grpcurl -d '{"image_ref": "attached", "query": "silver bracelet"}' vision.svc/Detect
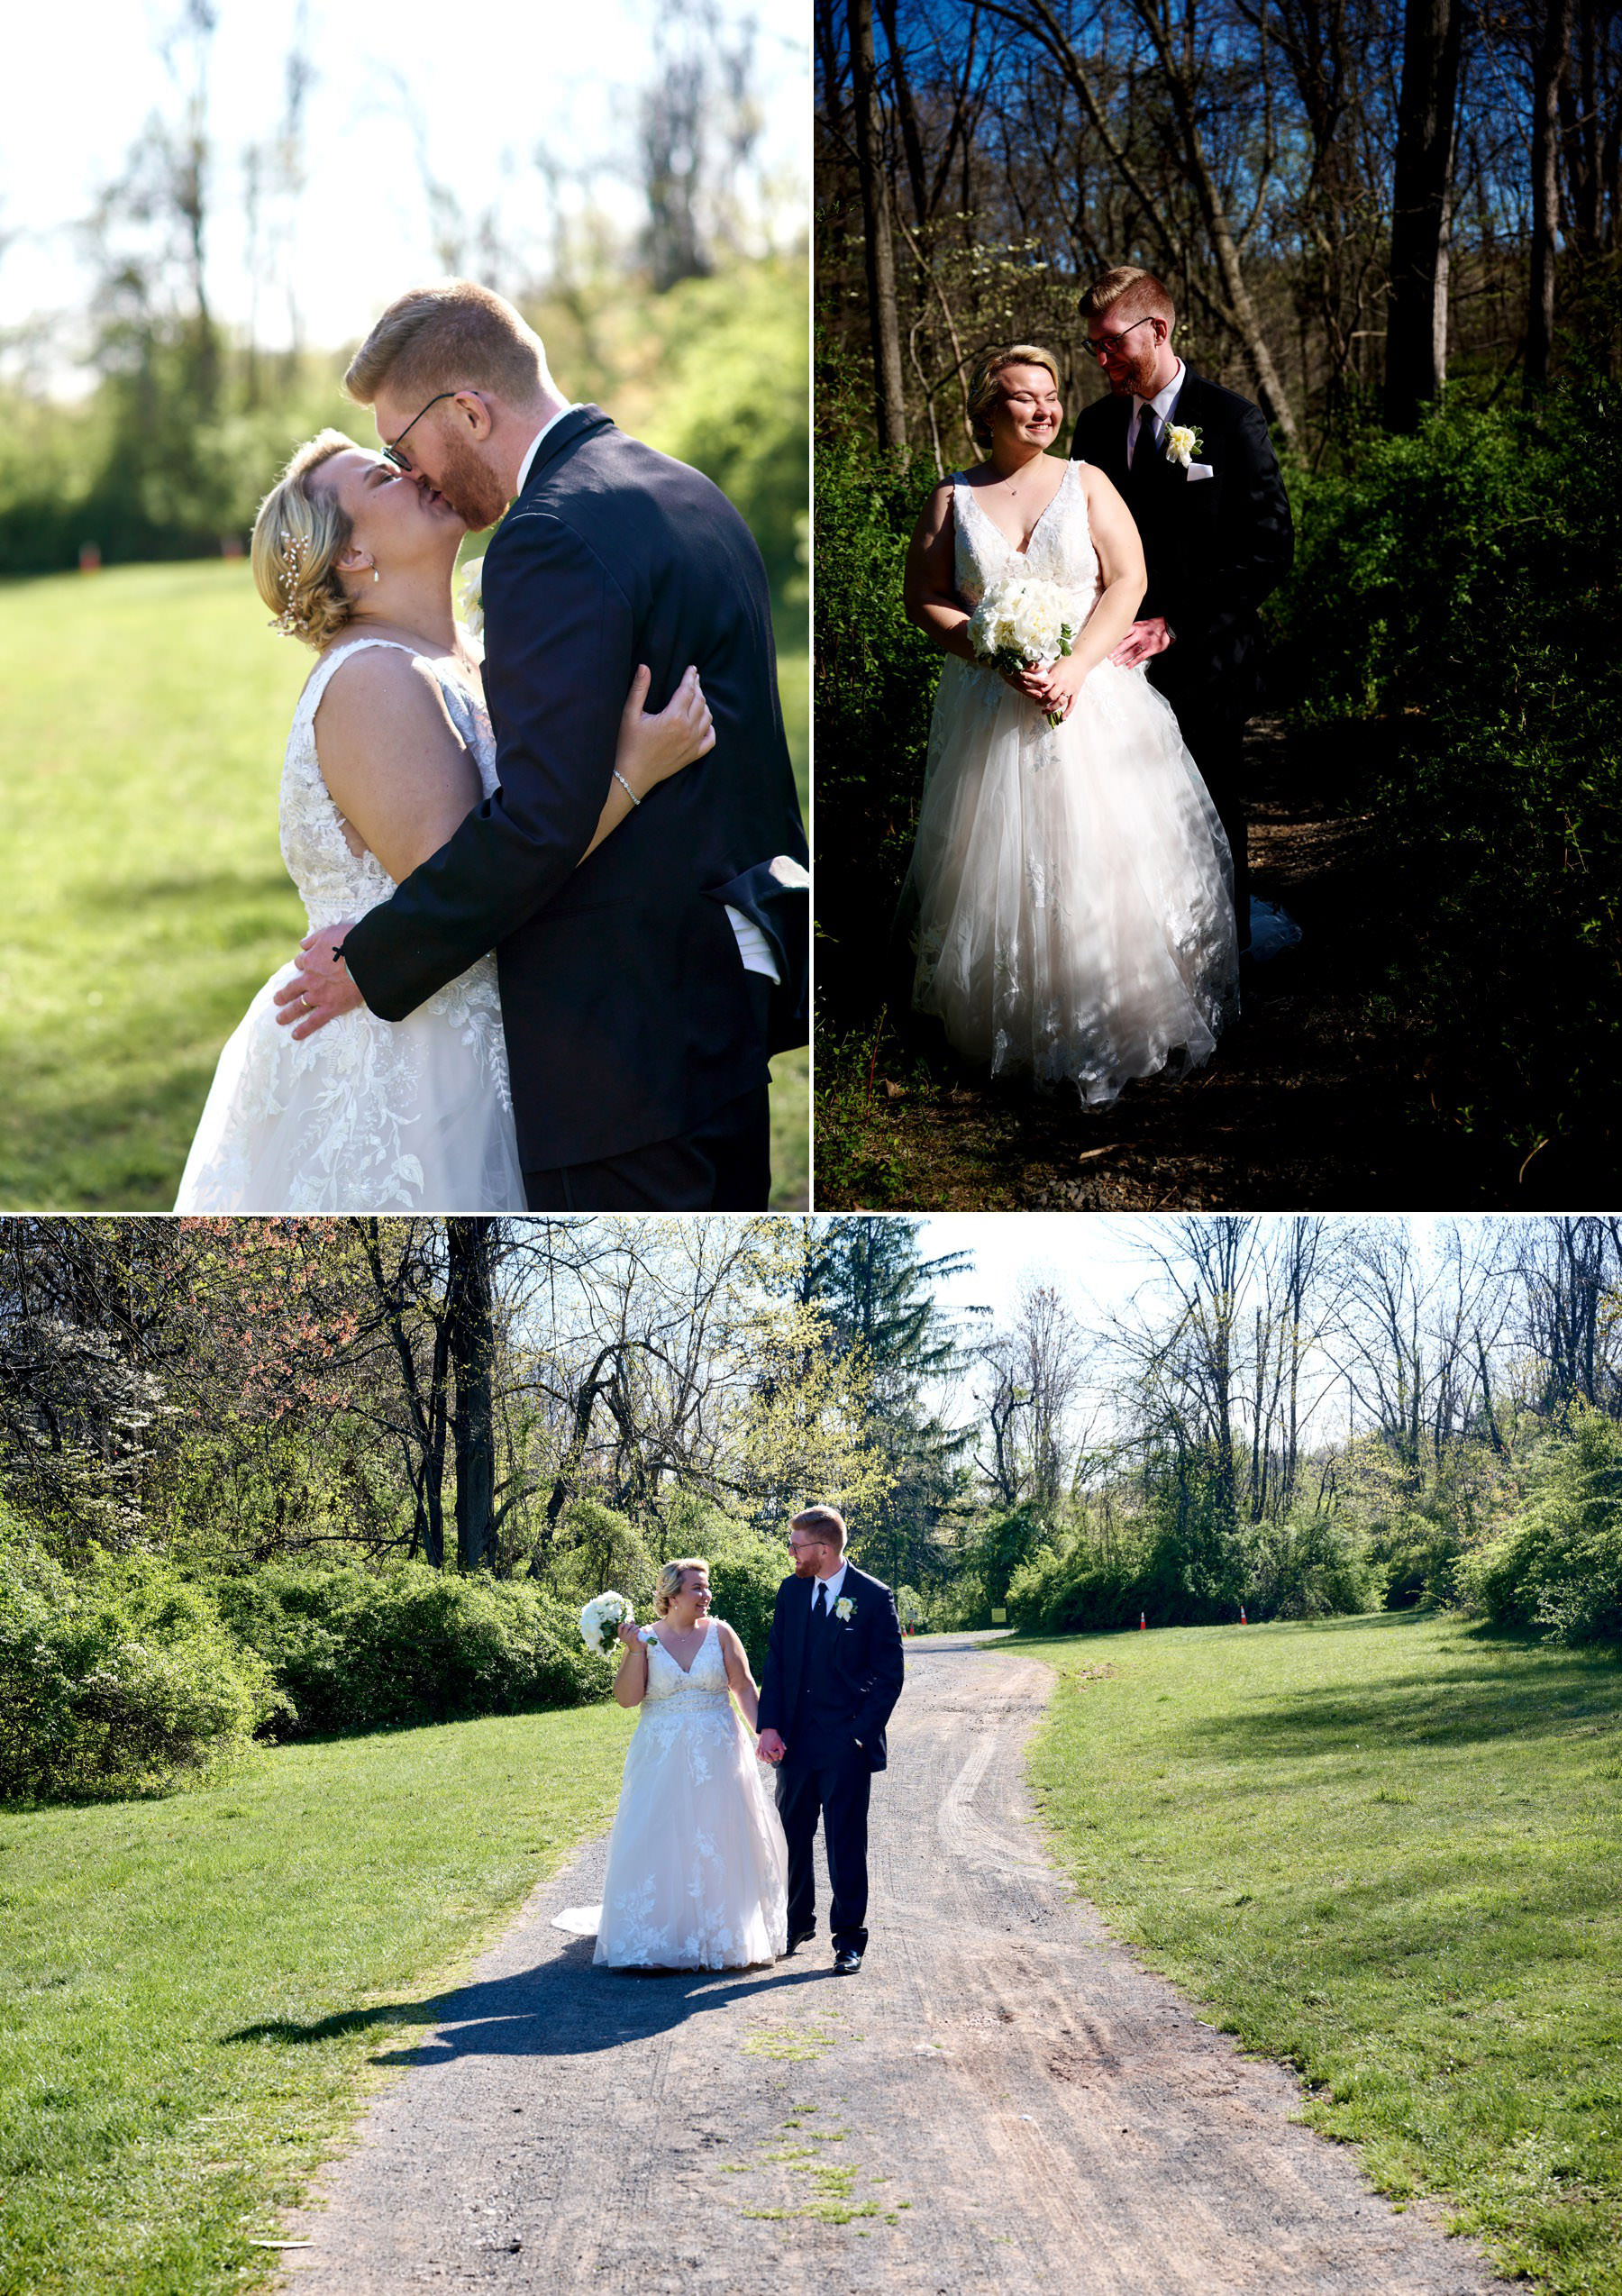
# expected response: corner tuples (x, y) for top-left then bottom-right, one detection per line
(612, 767), (642, 806)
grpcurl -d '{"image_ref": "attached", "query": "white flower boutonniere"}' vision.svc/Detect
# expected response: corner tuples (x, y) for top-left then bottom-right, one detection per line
(1163, 423), (1205, 470)
(458, 554), (486, 641)
(835, 1597), (854, 1621)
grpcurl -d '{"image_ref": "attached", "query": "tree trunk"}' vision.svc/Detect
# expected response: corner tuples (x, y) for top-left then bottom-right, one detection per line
(847, 0), (908, 447)
(1385, 0), (1464, 431)
(447, 1219), (497, 1572)
(1526, 0), (1573, 392)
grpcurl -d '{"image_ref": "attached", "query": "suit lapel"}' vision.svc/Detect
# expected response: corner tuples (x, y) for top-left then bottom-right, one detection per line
(515, 403), (614, 502)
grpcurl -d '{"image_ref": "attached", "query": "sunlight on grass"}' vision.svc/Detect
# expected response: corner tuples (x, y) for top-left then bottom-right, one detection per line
(1023, 1610), (1622, 2296)
(0, 563), (808, 1208)
(0, 1702), (633, 2296)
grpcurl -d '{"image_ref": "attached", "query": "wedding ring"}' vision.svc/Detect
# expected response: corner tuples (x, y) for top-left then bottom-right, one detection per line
(300, 992), (311, 1009)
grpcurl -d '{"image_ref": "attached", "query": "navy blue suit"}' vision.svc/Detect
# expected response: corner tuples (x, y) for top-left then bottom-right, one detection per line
(757, 1563), (905, 1954)
(338, 405), (807, 1204)
(1071, 367), (1292, 943)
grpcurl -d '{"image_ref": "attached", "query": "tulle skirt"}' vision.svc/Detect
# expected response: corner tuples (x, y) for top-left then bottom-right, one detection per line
(898, 655), (1240, 1103)
(592, 1699), (788, 1971)
(174, 957), (526, 1214)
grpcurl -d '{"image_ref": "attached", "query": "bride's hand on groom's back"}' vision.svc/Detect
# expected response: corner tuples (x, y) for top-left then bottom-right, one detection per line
(618, 663), (715, 797)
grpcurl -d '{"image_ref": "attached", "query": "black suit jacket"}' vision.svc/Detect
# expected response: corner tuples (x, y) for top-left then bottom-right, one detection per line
(1070, 366), (1292, 722)
(756, 1563), (905, 1772)
(339, 407), (808, 1171)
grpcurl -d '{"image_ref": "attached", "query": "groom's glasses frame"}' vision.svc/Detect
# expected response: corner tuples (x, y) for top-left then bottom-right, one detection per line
(382, 390), (466, 471)
(1088, 316), (1157, 360)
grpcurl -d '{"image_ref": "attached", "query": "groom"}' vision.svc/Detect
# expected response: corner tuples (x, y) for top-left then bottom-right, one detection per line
(277, 278), (807, 1210)
(755, 1506), (905, 1976)
(1069, 266), (1293, 953)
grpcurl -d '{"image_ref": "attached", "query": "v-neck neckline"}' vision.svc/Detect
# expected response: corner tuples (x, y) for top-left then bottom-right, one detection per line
(959, 459), (1071, 558)
(655, 1619), (711, 1677)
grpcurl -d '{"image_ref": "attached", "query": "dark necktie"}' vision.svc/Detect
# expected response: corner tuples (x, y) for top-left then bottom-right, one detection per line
(1134, 403), (1161, 470)
(813, 1581), (828, 1627)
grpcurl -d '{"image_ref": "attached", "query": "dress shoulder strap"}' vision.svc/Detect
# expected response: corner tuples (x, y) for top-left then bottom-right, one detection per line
(294, 636), (424, 728)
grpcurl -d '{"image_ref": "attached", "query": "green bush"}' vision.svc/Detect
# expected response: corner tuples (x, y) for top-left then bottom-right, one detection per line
(1268, 386), (1622, 1170)
(811, 379), (943, 1025)
(1006, 1485), (1373, 1635)
(642, 258), (810, 606)
(213, 1563), (604, 1737)
(1462, 1408), (1622, 1645)
(1244, 1511), (1380, 1620)
(0, 1544), (270, 1802)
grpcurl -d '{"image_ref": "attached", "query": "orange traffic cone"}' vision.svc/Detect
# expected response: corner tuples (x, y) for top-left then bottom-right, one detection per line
(1240, 1606), (1248, 1625)
(1139, 1611), (1146, 1631)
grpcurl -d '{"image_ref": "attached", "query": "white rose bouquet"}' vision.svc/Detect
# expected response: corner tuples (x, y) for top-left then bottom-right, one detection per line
(966, 575), (1085, 728)
(579, 1590), (634, 1656)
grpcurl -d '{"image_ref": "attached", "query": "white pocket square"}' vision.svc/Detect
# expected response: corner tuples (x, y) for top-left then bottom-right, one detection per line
(1187, 463), (1214, 482)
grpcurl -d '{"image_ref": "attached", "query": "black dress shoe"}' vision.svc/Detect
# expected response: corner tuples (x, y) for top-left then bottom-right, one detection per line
(787, 1927), (816, 1953)
(834, 1946), (862, 1975)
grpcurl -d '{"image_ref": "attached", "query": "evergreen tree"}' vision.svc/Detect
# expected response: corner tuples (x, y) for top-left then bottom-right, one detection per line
(808, 1216), (977, 1591)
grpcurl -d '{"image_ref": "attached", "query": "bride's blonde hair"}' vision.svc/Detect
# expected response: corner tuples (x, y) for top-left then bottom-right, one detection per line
(654, 1557), (709, 1617)
(251, 429), (363, 650)
(966, 344), (1062, 450)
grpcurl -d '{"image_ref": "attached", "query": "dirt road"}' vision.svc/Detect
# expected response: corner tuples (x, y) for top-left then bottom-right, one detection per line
(280, 1637), (1502, 2294)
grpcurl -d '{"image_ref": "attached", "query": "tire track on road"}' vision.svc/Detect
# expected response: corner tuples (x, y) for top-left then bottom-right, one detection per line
(279, 1636), (1506, 2295)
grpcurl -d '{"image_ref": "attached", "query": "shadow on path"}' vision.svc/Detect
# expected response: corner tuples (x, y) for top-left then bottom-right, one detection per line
(226, 1953), (839, 2063)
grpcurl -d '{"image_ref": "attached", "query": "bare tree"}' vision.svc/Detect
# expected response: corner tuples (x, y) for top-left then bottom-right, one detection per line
(1384, 0), (1465, 428)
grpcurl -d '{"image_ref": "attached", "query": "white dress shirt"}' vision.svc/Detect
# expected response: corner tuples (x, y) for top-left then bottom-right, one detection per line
(1127, 358), (1186, 468)
(811, 1558), (851, 1617)
(507, 402), (795, 987)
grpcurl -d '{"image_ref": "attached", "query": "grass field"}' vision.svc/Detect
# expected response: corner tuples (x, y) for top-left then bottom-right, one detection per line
(0, 1702), (635, 2296)
(0, 561), (809, 1209)
(1024, 1610), (1622, 2295)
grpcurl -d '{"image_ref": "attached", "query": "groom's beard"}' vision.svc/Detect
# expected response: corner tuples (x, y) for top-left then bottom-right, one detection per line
(433, 438), (511, 533)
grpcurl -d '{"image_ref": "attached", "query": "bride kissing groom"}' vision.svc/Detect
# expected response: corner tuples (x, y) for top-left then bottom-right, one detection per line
(177, 278), (807, 1216)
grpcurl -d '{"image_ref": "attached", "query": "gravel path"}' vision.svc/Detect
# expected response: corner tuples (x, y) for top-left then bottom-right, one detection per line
(279, 1636), (1504, 2294)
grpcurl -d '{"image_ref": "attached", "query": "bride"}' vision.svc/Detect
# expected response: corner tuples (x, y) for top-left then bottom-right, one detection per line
(898, 344), (1238, 1103)
(590, 1558), (788, 1971)
(174, 428), (712, 1214)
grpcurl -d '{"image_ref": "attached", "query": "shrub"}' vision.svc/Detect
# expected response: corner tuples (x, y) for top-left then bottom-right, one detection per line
(1462, 1408), (1622, 1645)
(1244, 1511), (1379, 1620)
(0, 1545), (270, 1803)
(213, 1563), (604, 1737)
(1268, 386), (1622, 1171)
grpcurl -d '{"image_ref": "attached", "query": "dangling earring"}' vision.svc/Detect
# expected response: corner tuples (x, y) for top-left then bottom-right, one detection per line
(371, 565), (380, 584)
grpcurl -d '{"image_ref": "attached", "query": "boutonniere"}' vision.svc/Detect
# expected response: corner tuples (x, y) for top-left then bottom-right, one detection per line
(1163, 423), (1205, 470)
(457, 554), (486, 640)
(835, 1597), (854, 1621)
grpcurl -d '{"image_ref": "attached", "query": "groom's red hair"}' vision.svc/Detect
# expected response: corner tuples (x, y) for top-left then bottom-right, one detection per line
(790, 1506), (848, 1552)
(344, 280), (548, 407)
(1078, 266), (1177, 332)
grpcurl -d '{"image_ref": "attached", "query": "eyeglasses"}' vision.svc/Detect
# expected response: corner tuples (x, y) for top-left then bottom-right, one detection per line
(381, 389), (469, 471)
(1088, 316), (1156, 360)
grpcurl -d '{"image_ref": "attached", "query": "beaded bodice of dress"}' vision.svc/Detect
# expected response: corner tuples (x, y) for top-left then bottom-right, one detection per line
(644, 1622), (731, 1711)
(637, 1622), (738, 1751)
(951, 458), (1101, 615)
(279, 636), (497, 934)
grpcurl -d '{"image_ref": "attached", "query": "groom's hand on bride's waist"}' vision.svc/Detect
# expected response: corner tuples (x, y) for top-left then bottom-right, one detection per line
(273, 921), (366, 1040)
(1110, 616), (1174, 669)
(755, 1729), (787, 1765)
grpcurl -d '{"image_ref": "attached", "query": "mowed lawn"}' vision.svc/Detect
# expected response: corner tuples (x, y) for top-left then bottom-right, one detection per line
(0, 1701), (635, 2296)
(1024, 1610), (1622, 2296)
(0, 561), (809, 1209)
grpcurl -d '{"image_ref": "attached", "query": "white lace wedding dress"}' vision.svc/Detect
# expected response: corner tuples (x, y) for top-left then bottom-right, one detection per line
(578, 1622), (788, 1971)
(899, 460), (1240, 1101)
(175, 637), (525, 1213)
